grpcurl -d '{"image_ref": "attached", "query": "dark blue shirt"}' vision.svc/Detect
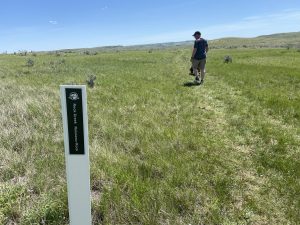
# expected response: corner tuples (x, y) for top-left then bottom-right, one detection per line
(194, 39), (208, 60)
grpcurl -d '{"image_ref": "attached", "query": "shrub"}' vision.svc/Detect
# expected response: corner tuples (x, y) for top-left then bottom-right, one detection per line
(58, 59), (66, 64)
(26, 59), (34, 67)
(224, 56), (232, 63)
(19, 51), (27, 56)
(86, 74), (96, 88)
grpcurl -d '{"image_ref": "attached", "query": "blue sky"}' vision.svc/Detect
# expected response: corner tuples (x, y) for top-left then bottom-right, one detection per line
(1, 0), (300, 52)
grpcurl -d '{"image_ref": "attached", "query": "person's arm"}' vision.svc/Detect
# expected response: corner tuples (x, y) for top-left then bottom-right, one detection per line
(191, 48), (197, 58)
(191, 41), (198, 60)
(205, 46), (209, 53)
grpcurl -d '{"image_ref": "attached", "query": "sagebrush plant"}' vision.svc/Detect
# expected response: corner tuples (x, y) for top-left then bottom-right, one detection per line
(0, 47), (299, 224)
(26, 58), (34, 67)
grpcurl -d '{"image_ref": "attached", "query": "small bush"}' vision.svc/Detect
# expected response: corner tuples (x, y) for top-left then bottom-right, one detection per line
(58, 59), (66, 64)
(26, 59), (34, 67)
(224, 56), (232, 63)
(86, 74), (96, 88)
(19, 51), (27, 56)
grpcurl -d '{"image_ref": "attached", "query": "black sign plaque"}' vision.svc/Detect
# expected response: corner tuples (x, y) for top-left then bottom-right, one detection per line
(65, 88), (85, 154)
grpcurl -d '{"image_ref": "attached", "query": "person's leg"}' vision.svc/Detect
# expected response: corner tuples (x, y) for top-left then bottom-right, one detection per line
(192, 59), (200, 82)
(189, 66), (194, 75)
(199, 59), (206, 82)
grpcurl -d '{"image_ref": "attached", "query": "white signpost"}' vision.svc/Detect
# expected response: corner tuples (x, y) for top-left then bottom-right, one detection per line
(60, 85), (92, 225)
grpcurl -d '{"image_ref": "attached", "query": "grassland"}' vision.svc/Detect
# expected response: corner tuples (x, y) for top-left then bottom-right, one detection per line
(209, 32), (300, 49)
(0, 47), (300, 224)
(51, 31), (300, 53)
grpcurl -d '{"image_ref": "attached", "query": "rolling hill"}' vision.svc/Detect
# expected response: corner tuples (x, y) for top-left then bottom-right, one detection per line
(209, 31), (300, 49)
(53, 31), (300, 53)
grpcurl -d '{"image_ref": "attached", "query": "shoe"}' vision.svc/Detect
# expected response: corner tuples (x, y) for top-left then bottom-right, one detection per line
(200, 79), (204, 85)
(194, 76), (201, 85)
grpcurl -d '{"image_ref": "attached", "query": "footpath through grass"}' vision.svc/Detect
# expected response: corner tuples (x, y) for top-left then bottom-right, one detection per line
(0, 48), (299, 224)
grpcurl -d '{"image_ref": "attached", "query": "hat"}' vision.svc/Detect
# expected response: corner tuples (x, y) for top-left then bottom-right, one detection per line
(192, 31), (201, 36)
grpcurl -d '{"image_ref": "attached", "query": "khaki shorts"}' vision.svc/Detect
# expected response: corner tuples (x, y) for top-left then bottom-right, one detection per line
(192, 58), (206, 71)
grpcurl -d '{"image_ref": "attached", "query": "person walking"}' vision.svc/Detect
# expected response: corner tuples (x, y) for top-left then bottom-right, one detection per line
(191, 31), (208, 84)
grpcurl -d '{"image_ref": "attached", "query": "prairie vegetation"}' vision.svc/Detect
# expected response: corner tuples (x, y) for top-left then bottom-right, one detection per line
(0, 45), (299, 224)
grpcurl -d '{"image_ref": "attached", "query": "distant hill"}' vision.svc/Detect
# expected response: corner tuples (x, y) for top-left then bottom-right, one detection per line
(57, 41), (193, 53)
(54, 31), (300, 53)
(209, 31), (300, 49)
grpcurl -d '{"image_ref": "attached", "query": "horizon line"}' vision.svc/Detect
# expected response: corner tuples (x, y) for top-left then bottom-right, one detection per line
(1, 30), (300, 54)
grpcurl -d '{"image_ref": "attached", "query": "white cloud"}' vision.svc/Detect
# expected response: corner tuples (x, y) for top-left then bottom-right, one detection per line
(101, 6), (108, 10)
(49, 20), (58, 25)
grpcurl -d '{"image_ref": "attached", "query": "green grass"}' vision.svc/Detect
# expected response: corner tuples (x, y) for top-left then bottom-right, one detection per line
(0, 48), (299, 224)
(209, 31), (300, 49)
